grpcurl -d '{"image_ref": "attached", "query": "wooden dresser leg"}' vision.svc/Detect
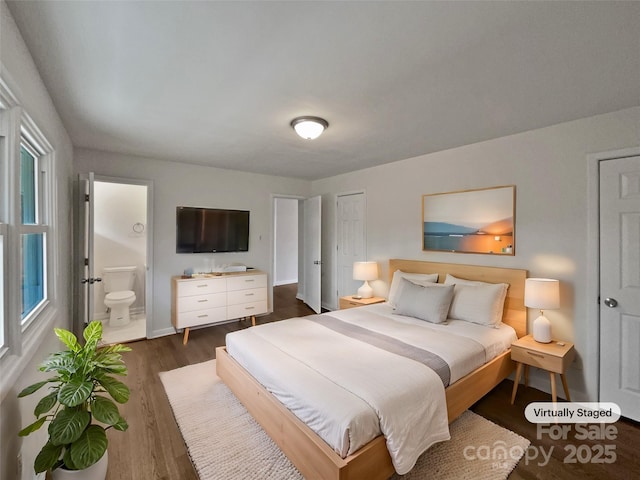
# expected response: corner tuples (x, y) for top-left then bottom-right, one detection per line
(511, 362), (523, 405)
(183, 327), (190, 345)
(251, 315), (256, 327)
(560, 373), (571, 401)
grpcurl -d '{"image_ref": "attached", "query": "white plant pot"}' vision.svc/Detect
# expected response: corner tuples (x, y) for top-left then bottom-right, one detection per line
(52, 451), (108, 480)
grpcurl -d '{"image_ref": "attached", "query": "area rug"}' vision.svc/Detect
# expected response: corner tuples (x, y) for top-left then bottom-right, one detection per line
(160, 360), (530, 480)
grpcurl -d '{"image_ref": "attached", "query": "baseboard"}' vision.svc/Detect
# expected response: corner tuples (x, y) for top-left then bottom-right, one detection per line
(273, 279), (298, 286)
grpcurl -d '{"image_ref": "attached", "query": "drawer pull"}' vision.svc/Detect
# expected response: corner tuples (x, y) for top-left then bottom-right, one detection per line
(197, 299), (208, 303)
(527, 351), (545, 358)
(245, 306), (255, 310)
(245, 293), (255, 297)
(197, 284), (208, 288)
(245, 279), (255, 282)
(197, 314), (208, 318)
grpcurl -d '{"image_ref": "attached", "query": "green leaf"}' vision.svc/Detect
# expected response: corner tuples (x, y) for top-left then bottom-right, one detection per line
(49, 408), (91, 446)
(68, 425), (107, 470)
(97, 376), (130, 404)
(111, 415), (129, 432)
(18, 379), (57, 398)
(41, 352), (76, 374)
(83, 321), (103, 343)
(91, 396), (120, 425)
(54, 328), (81, 352)
(58, 379), (93, 407)
(34, 442), (63, 474)
(18, 416), (47, 437)
(34, 391), (59, 417)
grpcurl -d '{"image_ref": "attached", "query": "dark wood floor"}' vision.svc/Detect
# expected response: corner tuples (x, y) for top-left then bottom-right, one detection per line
(107, 284), (640, 479)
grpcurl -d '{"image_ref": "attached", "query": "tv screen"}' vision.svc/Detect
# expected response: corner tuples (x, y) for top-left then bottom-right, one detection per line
(176, 207), (249, 253)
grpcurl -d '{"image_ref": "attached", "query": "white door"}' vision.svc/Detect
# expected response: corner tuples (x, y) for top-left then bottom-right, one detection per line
(76, 172), (101, 331)
(336, 193), (366, 300)
(303, 196), (321, 313)
(599, 155), (640, 421)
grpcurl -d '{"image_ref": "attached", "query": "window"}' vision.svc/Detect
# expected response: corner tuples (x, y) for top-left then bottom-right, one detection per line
(20, 141), (48, 323)
(0, 93), (56, 362)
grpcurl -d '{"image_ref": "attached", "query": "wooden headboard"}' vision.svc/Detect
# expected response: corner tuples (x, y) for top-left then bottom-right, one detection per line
(388, 259), (527, 338)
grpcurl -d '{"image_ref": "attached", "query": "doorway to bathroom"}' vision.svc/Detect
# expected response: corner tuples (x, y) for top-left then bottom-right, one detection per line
(76, 174), (153, 345)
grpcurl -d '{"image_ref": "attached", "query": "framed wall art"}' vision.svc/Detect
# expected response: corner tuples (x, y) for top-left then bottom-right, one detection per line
(422, 185), (515, 255)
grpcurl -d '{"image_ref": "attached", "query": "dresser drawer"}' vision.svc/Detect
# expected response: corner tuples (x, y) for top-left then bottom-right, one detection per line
(227, 274), (267, 291)
(178, 292), (227, 313)
(227, 287), (267, 306)
(177, 306), (227, 328)
(339, 298), (361, 309)
(511, 345), (564, 373)
(228, 300), (268, 319)
(178, 278), (226, 297)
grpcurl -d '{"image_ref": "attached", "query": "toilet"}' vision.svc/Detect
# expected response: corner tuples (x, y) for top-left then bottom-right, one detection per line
(103, 266), (137, 327)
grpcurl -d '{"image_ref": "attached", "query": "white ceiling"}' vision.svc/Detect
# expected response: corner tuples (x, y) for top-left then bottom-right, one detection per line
(6, 1), (640, 180)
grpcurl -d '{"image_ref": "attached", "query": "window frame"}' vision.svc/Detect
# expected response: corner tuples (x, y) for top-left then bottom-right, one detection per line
(0, 78), (58, 392)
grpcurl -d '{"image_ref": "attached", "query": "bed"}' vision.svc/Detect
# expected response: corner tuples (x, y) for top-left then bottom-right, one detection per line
(216, 259), (527, 479)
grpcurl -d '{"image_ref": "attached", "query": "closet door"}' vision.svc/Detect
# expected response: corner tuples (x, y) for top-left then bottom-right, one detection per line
(599, 155), (640, 421)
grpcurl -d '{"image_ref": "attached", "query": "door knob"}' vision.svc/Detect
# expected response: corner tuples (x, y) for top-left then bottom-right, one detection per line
(313, 260), (322, 265)
(604, 297), (618, 308)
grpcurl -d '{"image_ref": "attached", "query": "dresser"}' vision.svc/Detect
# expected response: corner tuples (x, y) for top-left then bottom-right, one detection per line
(171, 271), (268, 344)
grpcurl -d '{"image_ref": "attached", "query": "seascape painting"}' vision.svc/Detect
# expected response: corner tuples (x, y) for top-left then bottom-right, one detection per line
(422, 185), (515, 255)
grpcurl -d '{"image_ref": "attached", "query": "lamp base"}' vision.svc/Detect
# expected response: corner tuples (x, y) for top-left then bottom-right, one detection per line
(357, 281), (373, 299)
(533, 314), (552, 343)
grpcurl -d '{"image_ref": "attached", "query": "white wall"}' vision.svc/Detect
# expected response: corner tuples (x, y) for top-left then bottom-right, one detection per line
(274, 197), (298, 285)
(0, 3), (74, 479)
(312, 106), (640, 404)
(93, 181), (147, 318)
(74, 148), (311, 337)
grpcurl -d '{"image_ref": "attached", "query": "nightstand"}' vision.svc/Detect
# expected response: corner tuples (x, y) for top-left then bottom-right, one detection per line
(510, 334), (575, 404)
(339, 296), (385, 310)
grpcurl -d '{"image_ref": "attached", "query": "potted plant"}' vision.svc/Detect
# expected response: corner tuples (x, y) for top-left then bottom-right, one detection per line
(18, 321), (131, 479)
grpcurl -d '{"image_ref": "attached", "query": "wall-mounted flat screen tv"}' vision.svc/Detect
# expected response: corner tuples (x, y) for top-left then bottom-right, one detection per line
(176, 206), (250, 253)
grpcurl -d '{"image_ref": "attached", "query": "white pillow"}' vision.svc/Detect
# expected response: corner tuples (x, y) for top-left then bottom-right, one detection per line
(444, 274), (509, 327)
(394, 279), (454, 324)
(387, 270), (439, 307)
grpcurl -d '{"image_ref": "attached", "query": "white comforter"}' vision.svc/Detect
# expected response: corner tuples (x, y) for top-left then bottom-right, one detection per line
(226, 305), (516, 475)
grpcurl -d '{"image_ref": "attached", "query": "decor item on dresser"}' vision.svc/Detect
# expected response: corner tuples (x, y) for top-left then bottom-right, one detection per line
(18, 321), (130, 480)
(422, 185), (515, 255)
(352, 261), (378, 299)
(216, 259), (527, 479)
(171, 270), (268, 344)
(524, 278), (560, 343)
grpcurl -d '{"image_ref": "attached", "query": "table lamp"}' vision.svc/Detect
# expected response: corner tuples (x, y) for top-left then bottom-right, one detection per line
(353, 261), (378, 299)
(524, 278), (560, 343)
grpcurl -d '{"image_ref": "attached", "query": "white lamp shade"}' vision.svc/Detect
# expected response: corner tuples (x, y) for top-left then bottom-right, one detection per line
(524, 278), (560, 310)
(353, 262), (378, 281)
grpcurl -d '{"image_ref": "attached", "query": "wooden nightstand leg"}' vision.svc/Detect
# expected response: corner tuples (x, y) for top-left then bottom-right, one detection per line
(560, 374), (571, 401)
(183, 327), (190, 345)
(549, 372), (557, 403)
(511, 362), (523, 405)
(251, 315), (256, 327)
(524, 365), (529, 388)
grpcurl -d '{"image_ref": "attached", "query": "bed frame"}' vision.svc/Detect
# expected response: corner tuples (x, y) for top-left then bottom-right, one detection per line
(216, 259), (527, 480)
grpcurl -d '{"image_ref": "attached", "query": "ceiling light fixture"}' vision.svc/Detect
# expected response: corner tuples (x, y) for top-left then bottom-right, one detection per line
(290, 116), (329, 140)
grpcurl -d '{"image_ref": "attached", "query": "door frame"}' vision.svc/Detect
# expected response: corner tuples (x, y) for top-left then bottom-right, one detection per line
(586, 146), (640, 402)
(270, 194), (305, 308)
(74, 174), (154, 339)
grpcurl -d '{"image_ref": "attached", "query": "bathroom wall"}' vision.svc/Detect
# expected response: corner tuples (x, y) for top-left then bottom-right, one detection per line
(93, 181), (147, 319)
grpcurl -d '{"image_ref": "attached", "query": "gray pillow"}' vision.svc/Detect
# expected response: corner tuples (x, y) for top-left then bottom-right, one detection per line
(394, 278), (454, 324)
